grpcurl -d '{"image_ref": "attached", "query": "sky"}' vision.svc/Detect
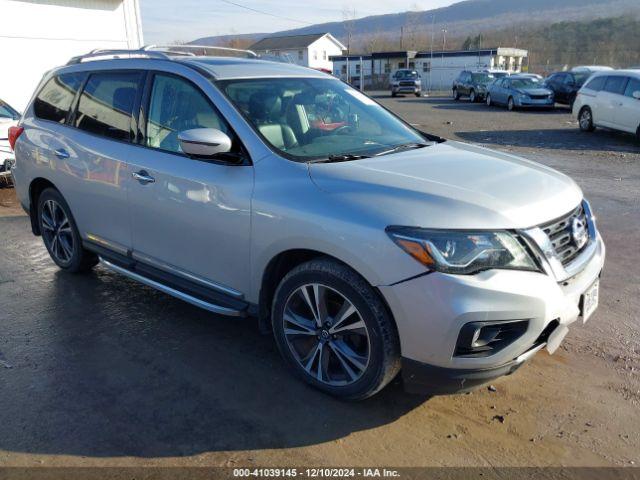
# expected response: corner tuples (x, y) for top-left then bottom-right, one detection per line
(141, 0), (457, 44)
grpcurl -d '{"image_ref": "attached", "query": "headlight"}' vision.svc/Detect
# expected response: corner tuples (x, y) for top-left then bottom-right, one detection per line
(386, 227), (539, 275)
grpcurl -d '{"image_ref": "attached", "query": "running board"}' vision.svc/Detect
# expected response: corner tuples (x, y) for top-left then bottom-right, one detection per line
(100, 258), (246, 317)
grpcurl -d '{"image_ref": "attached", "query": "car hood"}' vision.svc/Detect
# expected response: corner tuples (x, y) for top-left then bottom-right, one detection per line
(308, 141), (582, 229)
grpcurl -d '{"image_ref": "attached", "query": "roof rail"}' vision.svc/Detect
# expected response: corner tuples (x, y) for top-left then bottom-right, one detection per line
(145, 44), (258, 58)
(67, 48), (175, 65)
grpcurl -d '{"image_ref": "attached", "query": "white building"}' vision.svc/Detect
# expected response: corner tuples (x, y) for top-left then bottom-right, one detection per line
(250, 33), (346, 72)
(331, 47), (528, 90)
(0, 0), (143, 111)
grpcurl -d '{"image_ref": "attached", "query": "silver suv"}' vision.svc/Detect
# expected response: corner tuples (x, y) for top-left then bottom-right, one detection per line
(10, 48), (605, 399)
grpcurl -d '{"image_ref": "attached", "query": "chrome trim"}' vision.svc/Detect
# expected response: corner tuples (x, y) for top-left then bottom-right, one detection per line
(84, 234), (129, 256)
(520, 200), (599, 283)
(131, 252), (244, 299)
(100, 258), (245, 317)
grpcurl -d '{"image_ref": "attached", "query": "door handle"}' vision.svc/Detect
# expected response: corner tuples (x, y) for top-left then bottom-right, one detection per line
(54, 148), (70, 159)
(132, 170), (155, 185)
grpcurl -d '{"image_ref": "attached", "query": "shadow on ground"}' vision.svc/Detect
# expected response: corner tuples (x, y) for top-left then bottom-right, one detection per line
(455, 128), (639, 153)
(0, 217), (428, 458)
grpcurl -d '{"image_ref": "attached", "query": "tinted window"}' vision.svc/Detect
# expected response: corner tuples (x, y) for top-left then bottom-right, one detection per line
(624, 78), (640, 98)
(584, 76), (606, 91)
(74, 71), (142, 142)
(471, 73), (494, 83)
(563, 74), (575, 85)
(603, 76), (629, 95)
(33, 73), (85, 123)
(572, 72), (591, 86)
(146, 74), (230, 154)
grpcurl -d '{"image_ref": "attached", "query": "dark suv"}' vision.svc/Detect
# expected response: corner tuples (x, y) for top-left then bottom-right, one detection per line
(452, 71), (495, 102)
(544, 71), (592, 107)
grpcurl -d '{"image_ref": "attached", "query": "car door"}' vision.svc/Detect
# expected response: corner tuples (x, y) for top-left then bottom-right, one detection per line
(128, 71), (253, 295)
(614, 77), (640, 133)
(498, 78), (510, 104)
(598, 76), (629, 128)
(545, 74), (561, 101)
(59, 70), (145, 254)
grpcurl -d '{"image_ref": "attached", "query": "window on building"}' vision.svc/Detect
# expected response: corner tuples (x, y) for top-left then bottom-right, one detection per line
(341, 65), (347, 74)
(34, 72), (85, 124)
(74, 71), (143, 142)
(409, 62), (415, 69)
(384, 63), (391, 74)
(313, 51), (318, 60)
(398, 62), (405, 69)
(323, 51), (327, 60)
(145, 74), (231, 154)
(355, 64), (361, 74)
(298, 50), (303, 60)
(422, 62), (431, 73)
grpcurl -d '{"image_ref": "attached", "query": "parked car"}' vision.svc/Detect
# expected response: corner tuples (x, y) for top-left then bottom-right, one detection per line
(571, 66), (613, 73)
(452, 70), (496, 102)
(0, 98), (20, 181)
(390, 69), (422, 97)
(573, 69), (640, 140)
(544, 71), (593, 107)
(10, 49), (605, 399)
(486, 75), (555, 110)
(483, 69), (510, 79)
(518, 73), (544, 81)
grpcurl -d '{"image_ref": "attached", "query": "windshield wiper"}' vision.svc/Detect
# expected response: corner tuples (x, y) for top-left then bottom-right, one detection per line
(314, 153), (372, 163)
(373, 142), (430, 157)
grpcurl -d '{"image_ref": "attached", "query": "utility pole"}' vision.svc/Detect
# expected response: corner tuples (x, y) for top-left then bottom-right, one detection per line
(400, 26), (404, 50)
(441, 28), (447, 91)
(429, 14), (435, 93)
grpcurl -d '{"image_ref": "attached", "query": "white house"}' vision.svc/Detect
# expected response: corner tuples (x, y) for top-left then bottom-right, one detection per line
(250, 33), (346, 72)
(331, 47), (528, 90)
(0, 0), (143, 111)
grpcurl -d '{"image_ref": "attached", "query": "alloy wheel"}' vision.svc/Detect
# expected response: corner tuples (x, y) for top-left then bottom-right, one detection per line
(282, 283), (371, 386)
(580, 109), (592, 131)
(41, 199), (74, 264)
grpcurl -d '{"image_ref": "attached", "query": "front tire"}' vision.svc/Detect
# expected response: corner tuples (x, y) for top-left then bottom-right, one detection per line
(486, 93), (492, 106)
(579, 107), (595, 132)
(272, 258), (401, 400)
(453, 88), (460, 100)
(469, 89), (476, 103)
(37, 188), (98, 273)
(507, 96), (515, 111)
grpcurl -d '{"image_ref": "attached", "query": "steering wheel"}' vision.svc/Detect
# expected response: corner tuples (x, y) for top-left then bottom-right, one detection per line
(333, 125), (356, 135)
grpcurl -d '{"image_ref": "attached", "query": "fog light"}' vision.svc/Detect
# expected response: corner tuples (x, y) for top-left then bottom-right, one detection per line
(454, 320), (529, 358)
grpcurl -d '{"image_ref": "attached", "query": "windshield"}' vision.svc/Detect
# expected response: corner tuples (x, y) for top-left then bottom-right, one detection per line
(471, 73), (495, 84)
(395, 70), (420, 79)
(573, 72), (591, 86)
(217, 77), (428, 161)
(0, 100), (20, 120)
(510, 78), (541, 89)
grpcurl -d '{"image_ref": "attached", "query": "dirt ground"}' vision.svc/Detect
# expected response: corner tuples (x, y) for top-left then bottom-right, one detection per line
(0, 95), (638, 470)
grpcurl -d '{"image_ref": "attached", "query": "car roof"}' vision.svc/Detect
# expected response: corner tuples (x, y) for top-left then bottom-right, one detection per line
(54, 55), (331, 80)
(588, 69), (640, 78)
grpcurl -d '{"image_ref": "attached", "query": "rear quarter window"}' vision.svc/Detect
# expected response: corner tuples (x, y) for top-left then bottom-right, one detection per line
(33, 72), (85, 123)
(584, 76), (606, 91)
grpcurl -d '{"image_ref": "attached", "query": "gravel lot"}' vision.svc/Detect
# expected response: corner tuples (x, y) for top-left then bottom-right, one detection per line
(0, 94), (639, 469)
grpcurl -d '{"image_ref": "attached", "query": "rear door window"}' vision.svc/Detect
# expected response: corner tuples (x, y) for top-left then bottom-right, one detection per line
(33, 72), (85, 123)
(623, 78), (640, 98)
(603, 76), (629, 95)
(74, 71), (143, 142)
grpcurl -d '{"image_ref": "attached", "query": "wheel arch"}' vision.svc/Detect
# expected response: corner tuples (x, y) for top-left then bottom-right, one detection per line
(256, 248), (396, 336)
(28, 177), (58, 236)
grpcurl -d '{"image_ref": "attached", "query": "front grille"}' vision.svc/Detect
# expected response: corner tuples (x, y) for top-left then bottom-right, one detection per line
(530, 94), (550, 100)
(399, 81), (415, 86)
(541, 205), (589, 265)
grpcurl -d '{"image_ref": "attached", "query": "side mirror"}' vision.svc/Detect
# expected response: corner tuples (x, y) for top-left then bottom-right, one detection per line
(633, 91), (640, 100)
(178, 128), (232, 158)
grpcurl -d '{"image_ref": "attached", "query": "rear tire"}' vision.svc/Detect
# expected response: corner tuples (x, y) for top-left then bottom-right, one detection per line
(415, 92), (421, 97)
(507, 96), (515, 111)
(469, 89), (476, 103)
(37, 188), (98, 273)
(272, 258), (401, 400)
(486, 94), (492, 106)
(578, 107), (595, 132)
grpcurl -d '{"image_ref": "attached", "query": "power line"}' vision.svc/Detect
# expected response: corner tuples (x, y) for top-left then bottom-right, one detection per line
(219, 0), (314, 26)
